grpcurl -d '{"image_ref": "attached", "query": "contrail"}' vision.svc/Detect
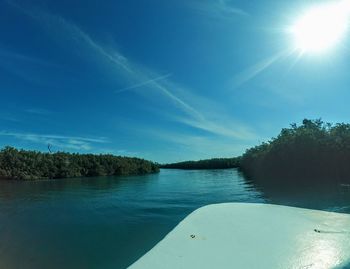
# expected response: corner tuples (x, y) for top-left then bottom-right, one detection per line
(115, 73), (172, 93)
(6, 2), (204, 122)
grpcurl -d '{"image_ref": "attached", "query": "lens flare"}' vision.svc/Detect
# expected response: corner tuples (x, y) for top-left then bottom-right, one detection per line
(290, 1), (350, 54)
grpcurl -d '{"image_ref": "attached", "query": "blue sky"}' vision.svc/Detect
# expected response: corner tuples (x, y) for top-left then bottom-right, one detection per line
(1, 0), (350, 162)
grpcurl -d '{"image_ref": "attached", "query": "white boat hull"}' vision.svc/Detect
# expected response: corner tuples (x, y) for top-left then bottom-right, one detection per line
(129, 203), (350, 269)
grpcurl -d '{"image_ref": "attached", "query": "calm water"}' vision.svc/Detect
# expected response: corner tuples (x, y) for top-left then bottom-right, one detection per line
(0, 169), (349, 269)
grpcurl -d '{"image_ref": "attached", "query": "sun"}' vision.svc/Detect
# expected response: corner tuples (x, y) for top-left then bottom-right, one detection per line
(290, 1), (350, 54)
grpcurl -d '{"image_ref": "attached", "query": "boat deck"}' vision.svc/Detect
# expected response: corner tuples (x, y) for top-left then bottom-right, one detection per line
(129, 203), (350, 269)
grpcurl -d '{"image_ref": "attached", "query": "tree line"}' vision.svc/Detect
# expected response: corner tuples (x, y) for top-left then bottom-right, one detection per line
(4, 119), (350, 183)
(240, 119), (350, 184)
(163, 119), (350, 184)
(0, 147), (159, 180)
(161, 157), (240, 170)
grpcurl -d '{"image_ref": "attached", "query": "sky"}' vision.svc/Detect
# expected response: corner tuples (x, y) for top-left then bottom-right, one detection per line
(1, 0), (350, 163)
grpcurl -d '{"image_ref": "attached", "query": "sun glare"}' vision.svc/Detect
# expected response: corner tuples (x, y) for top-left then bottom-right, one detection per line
(290, 1), (350, 54)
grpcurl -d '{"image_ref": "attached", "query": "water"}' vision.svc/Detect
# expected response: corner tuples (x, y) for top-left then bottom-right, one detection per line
(0, 169), (349, 269)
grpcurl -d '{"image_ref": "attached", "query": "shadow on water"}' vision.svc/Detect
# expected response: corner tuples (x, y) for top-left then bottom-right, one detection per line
(241, 172), (350, 214)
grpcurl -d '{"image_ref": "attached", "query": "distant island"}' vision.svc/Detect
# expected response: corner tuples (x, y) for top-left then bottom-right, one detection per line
(0, 147), (159, 180)
(161, 158), (240, 170)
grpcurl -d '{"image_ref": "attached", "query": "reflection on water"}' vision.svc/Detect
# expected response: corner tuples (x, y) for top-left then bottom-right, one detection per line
(0, 169), (262, 269)
(246, 177), (350, 214)
(0, 168), (349, 268)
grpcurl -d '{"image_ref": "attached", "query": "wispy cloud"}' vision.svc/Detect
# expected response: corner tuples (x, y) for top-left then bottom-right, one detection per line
(8, 4), (204, 121)
(24, 108), (52, 115)
(0, 42), (65, 87)
(143, 128), (254, 161)
(0, 47), (56, 85)
(0, 46), (57, 67)
(115, 73), (172, 93)
(0, 114), (20, 123)
(6, 1), (257, 144)
(175, 116), (256, 140)
(188, 0), (248, 19)
(0, 131), (108, 151)
(5, 4), (211, 125)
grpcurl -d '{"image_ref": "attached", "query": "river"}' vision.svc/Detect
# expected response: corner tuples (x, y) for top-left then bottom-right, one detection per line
(0, 169), (349, 268)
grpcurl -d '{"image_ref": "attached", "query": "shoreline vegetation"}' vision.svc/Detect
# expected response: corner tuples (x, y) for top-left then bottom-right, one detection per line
(240, 119), (350, 184)
(0, 147), (159, 180)
(164, 119), (350, 184)
(2, 119), (350, 184)
(161, 158), (240, 170)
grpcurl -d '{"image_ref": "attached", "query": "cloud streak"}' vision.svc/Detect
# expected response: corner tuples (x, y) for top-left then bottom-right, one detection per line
(5, 4), (210, 125)
(0, 46), (56, 67)
(34, 9), (203, 120)
(0, 114), (20, 123)
(175, 116), (256, 140)
(141, 127), (255, 162)
(0, 131), (108, 151)
(24, 108), (52, 115)
(188, 0), (248, 19)
(115, 73), (172, 93)
(6, 1), (257, 143)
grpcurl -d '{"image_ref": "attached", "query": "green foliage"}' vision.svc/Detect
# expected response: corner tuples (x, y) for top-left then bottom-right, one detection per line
(240, 119), (350, 184)
(161, 157), (240, 170)
(0, 147), (159, 180)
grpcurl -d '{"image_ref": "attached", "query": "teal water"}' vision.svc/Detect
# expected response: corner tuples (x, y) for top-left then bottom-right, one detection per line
(0, 169), (349, 269)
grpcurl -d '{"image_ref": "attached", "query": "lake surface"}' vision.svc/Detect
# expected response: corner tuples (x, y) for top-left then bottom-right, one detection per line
(0, 169), (349, 269)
